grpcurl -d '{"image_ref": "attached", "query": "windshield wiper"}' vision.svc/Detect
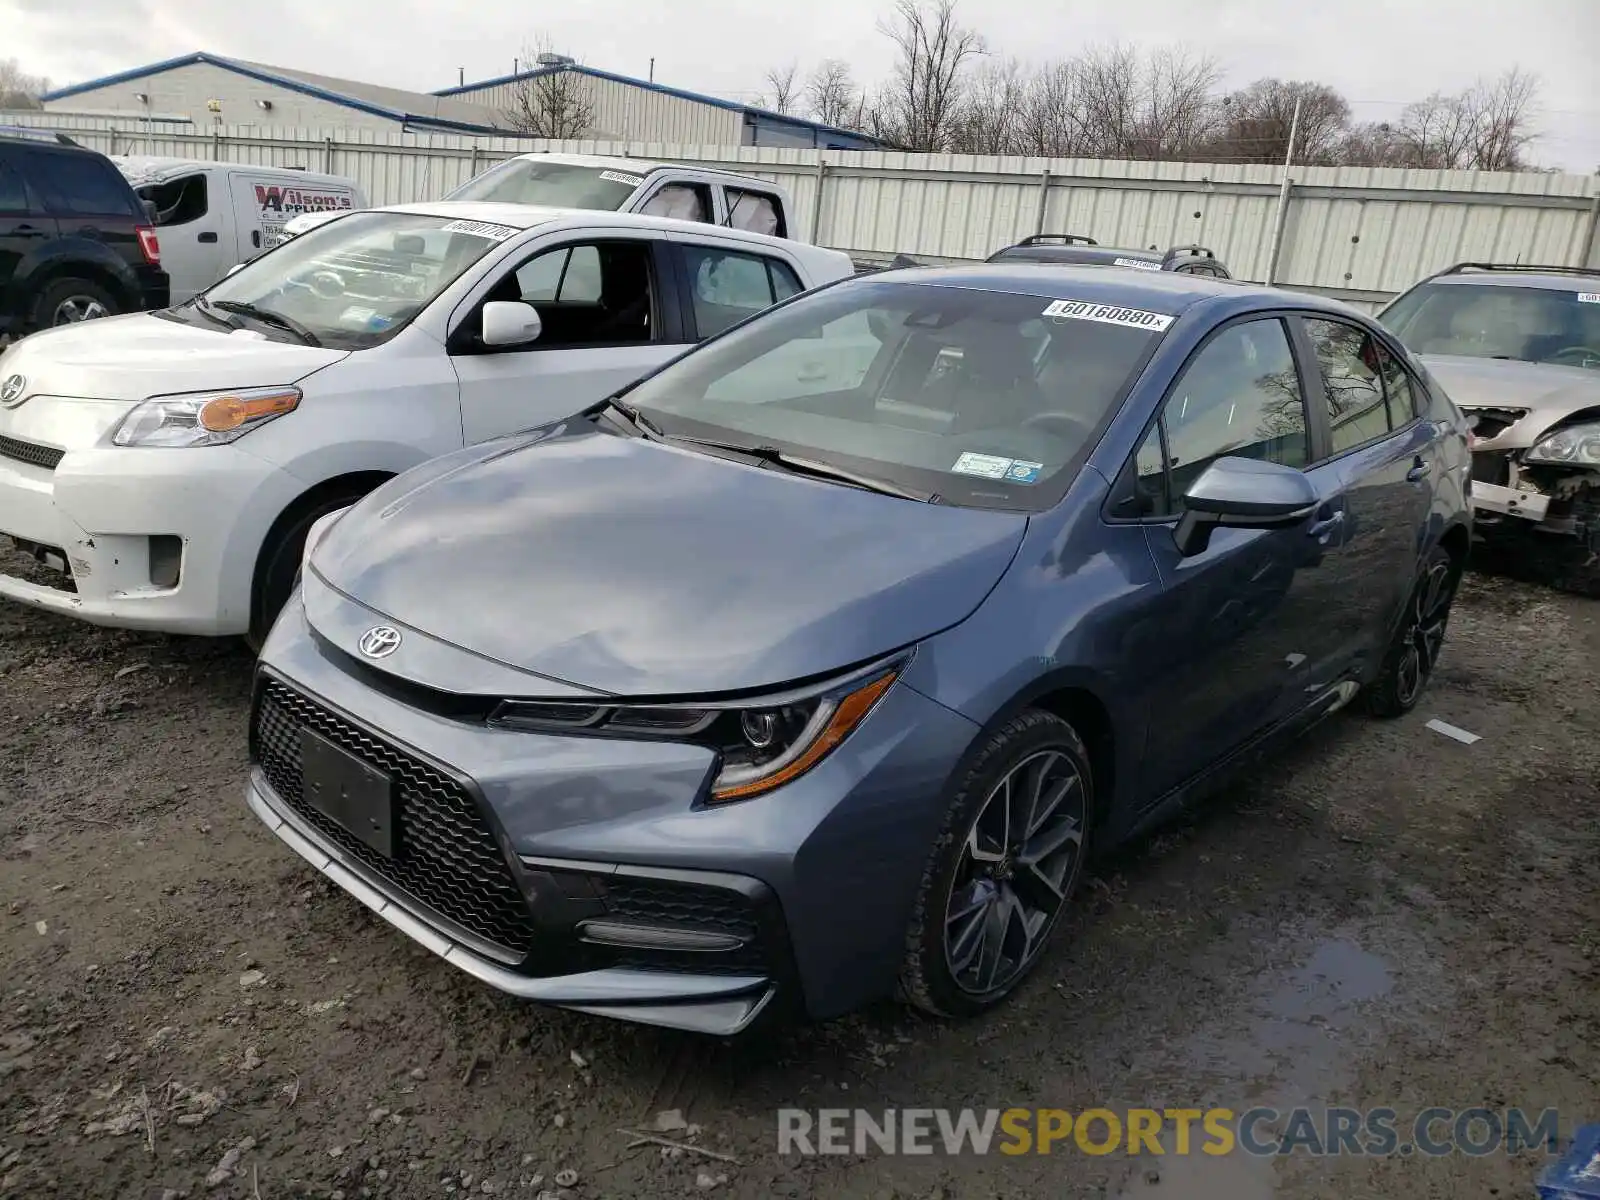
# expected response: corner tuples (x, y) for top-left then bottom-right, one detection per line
(191, 295), (241, 331)
(210, 300), (322, 347)
(665, 435), (933, 502)
(597, 396), (666, 440)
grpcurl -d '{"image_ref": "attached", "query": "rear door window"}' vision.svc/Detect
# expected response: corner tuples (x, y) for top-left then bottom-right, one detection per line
(31, 151), (140, 217)
(1303, 318), (1407, 456)
(638, 183), (712, 224)
(0, 156), (28, 213)
(682, 244), (803, 338)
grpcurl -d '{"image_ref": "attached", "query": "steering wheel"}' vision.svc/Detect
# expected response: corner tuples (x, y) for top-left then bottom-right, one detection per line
(293, 269), (346, 301)
(1022, 411), (1096, 441)
(1548, 345), (1600, 368)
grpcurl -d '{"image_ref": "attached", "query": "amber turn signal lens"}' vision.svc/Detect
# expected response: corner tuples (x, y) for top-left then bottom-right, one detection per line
(710, 670), (897, 802)
(199, 391), (299, 432)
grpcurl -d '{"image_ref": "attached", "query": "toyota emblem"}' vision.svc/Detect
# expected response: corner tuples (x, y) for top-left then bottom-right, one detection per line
(358, 626), (402, 658)
(0, 375), (25, 406)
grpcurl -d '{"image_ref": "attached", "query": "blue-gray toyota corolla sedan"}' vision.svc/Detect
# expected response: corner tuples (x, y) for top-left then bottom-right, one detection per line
(246, 265), (1472, 1035)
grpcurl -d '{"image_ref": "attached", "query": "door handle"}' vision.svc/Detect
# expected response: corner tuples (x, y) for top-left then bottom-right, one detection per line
(1307, 511), (1345, 543)
(198, 231), (218, 243)
(251, 230), (262, 248)
(1406, 457), (1429, 483)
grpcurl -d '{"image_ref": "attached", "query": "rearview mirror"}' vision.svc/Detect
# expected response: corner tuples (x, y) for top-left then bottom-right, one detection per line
(1173, 456), (1318, 557)
(481, 300), (542, 348)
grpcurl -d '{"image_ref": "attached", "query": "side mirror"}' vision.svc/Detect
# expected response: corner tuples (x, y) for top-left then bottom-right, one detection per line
(141, 199), (160, 224)
(480, 300), (542, 348)
(1173, 456), (1319, 557)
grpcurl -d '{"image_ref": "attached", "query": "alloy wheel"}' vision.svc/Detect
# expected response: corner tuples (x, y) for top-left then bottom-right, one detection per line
(53, 296), (109, 325)
(1395, 559), (1454, 706)
(943, 749), (1086, 996)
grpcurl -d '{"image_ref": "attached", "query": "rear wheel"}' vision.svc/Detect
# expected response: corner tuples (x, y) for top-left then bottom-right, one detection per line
(246, 493), (368, 652)
(33, 277), (121, 329)
(1364, 543), (1460, 718)
(899, 710), (1093, 1018)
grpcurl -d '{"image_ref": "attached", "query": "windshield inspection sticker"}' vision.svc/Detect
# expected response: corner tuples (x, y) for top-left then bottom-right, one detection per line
(1579, 293), (1600, 304)
(600, 170), (646, 187)
(1042, 298), (1174, 332)
(1113, 256), (1163, 271)
(439, 218), (520, 242)
(951, 452), (1044, 483)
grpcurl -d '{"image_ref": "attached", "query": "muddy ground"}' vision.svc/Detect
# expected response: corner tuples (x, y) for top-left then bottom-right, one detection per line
(0, 558), (1595, 1200)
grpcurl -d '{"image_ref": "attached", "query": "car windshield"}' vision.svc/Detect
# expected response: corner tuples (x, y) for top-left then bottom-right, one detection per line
(191, 211), (512, 349)
(1381, 282), (1600, 371)
(623, 280), (1166, 510)
(446, 160), (641, 209)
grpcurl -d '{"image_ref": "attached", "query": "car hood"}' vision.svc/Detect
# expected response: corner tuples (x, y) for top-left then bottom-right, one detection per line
(1421, 355), (1600, 449)
(0, 312), (348, 403)
(309, 424), (1030, 697)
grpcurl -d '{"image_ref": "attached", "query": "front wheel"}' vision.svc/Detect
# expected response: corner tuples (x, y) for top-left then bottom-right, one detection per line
(33, 277), (121, 329)
(246, 494), (366, 652)
(899, 709), (1093, 1018)
(1363, 543), (1460, 718)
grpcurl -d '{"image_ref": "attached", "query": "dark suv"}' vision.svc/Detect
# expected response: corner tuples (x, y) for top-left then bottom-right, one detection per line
(0, 127), (169, 337)
(987, 234), (1232, 278)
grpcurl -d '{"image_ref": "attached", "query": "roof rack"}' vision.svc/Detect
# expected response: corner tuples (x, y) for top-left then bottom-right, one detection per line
(1019, 233), (1097, 247)
(0, 124), (80, 146)
(1163, 244), (1216, 262)
(1440, 262), (1600, 278)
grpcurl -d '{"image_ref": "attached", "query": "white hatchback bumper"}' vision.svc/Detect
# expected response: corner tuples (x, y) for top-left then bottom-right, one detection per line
(1471, 480), (1550, 523)
(0, 443), (303, 636)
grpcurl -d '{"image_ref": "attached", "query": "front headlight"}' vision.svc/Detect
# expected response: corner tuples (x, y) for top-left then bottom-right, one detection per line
(111, 385), (301, 447)
(489, 659), (903, 803)
(1526, 421), (1600, 466)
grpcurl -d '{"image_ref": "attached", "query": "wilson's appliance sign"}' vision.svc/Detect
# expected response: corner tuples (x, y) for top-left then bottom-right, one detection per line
(254, 184), (353, 242)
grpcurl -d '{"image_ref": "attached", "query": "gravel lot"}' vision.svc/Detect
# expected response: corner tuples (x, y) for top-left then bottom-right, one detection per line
(1, 554), (1595, 1200)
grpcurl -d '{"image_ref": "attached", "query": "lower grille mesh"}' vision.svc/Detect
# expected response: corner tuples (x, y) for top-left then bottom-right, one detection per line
(0, 435), (64, 471)
(253, 679), (535, 957)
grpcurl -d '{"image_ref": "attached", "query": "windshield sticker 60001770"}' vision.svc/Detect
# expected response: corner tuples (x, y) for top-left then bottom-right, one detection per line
(1042, 299), (1173, 332)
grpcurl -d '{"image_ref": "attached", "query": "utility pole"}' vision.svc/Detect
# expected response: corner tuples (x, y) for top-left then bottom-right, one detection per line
(1265, 92), (1303, 286)
(649, 57), (655, 83)
(458, 67), (465, 87)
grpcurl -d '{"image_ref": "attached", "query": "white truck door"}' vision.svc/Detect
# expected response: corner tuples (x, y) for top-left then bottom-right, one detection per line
(448, 233), (693, 445)
(135, 170), (227, 303)
(226, 172), (272, 263)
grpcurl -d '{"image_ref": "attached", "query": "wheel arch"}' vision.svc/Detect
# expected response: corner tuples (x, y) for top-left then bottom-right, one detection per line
(250, 469), (395, 626)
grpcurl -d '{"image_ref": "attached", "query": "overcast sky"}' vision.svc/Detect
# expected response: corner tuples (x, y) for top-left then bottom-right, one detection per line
(7, 0), (1599, 170)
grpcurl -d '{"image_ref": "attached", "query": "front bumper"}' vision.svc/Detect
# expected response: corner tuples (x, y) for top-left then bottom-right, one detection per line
(0, 441), (298, 635)
(246, 596), (980, 1026)
(246, 769), (778, 1035)
(1470, 479), (1550, 522)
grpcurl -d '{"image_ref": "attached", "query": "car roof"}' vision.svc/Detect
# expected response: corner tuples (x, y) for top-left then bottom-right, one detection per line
(993, 244), (1164, 265)
(1419, 268), (1600, 293)
(368, 200), (838, 259)
(112, 155), (352, 186)
(498, 151), (772, 185)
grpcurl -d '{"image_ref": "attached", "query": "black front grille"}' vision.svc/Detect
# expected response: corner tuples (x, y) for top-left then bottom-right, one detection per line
(253, 678), (537, 958)
(0, 435), (64, 471)
(598, 876), (768, 973)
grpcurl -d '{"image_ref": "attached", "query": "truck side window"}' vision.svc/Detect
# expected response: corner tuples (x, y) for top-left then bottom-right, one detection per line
(725, 189), (784, 238)
(138, 174), (209, 225)
(639, 183), (711, 224)
(0, 159), (26, 213)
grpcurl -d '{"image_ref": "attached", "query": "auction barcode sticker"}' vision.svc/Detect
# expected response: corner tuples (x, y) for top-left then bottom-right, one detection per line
(440, 219), (520, 241)
(600, 170), (646, 187)
(1578, 293), (1600, 304)
(1113, 257), (1163, 271)
(1042, 298), (1174, 331)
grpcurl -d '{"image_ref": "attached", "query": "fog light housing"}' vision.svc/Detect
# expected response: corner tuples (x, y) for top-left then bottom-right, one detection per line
(148, 535), (182, 588)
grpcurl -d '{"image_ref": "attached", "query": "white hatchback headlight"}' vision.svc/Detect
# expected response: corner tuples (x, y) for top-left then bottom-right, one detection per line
(112, 386), (301, 448)
(1526, 421), (1600, 466)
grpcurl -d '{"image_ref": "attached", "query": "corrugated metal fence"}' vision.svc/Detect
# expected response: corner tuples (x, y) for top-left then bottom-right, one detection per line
(11, 111), (1600, 310)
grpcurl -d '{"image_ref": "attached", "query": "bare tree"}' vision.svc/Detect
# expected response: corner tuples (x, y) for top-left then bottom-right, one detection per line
(1129, 47), (1222, 159)
(1388, 69), (1541, 170)
(0, 58), (49, 109)
(507, 41), (597, 138)
(763, 63), (800, 115)
(950, 58), (1026, 154)
(1071, 44), (1140, 158)
(805, 60), (860, 128)
(1209, 79), (1352, 164)
(873, 0), (986, 150)
(1014, 60), (1083, 157)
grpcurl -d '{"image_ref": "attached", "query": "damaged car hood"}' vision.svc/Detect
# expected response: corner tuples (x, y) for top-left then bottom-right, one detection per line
(1422, 355), (1600, 450)
(309, 424), (1030, 697)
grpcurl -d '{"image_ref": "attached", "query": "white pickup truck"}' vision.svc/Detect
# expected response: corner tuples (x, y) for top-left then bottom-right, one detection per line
(276, 153), (801, 246)
(0, 202), (852, 643)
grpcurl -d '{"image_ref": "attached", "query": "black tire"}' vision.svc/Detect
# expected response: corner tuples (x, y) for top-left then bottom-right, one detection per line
(246, 495), (364, 651)
(1364, 543), (1461, 718)
(31, 277), (122, 330)
(898, 709), (1094, 1018)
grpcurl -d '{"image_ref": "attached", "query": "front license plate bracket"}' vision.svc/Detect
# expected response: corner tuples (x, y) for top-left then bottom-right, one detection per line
(299, 728), (397, 858)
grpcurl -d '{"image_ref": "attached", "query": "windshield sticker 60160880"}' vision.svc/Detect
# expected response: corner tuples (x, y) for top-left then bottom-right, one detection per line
(1042, 299), (1173, 332)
